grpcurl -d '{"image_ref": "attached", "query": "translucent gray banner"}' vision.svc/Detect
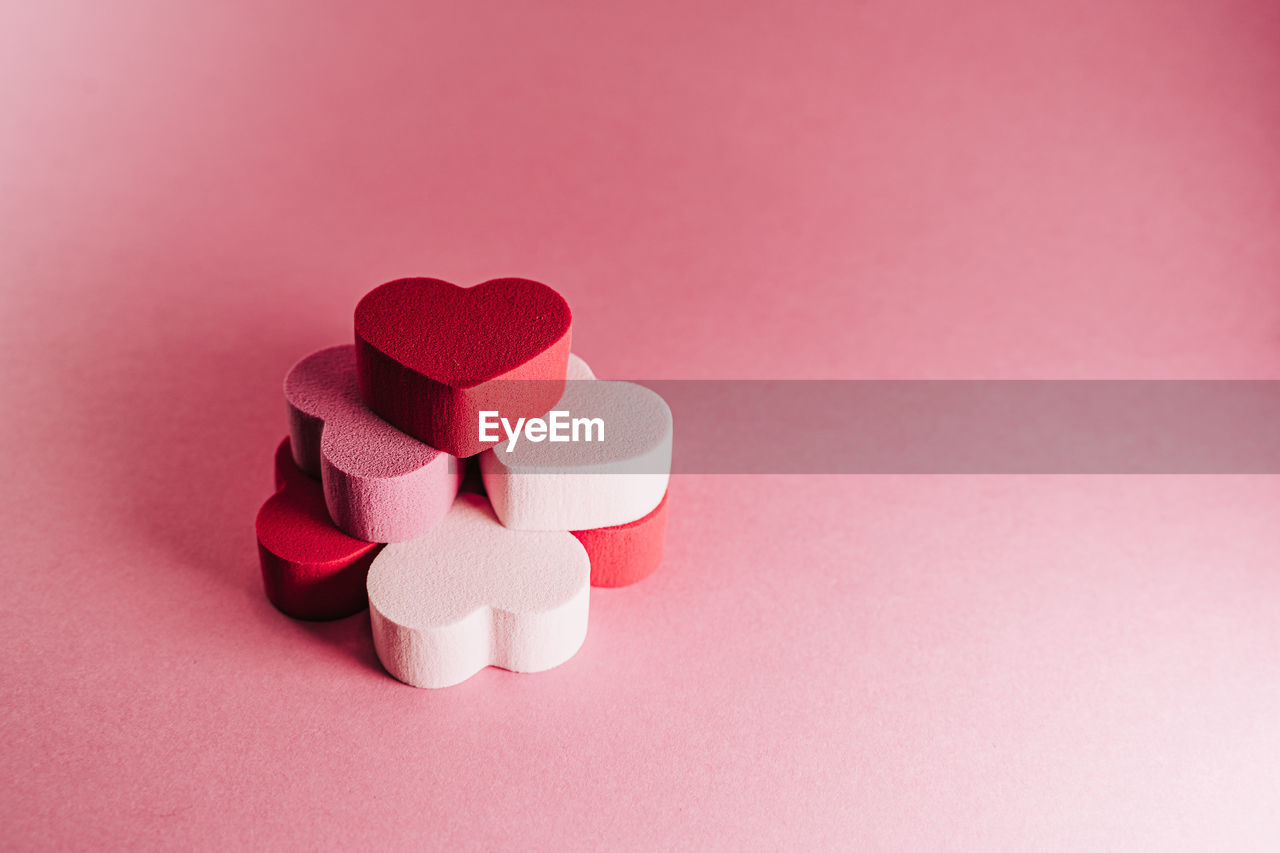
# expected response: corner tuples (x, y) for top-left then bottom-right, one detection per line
(634, 380), (1280, 474)
(464, 380), (1280, 473)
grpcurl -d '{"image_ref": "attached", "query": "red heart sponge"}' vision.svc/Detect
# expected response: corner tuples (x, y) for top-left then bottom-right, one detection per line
(572, 490), (669, 588)
(255, 438), (382, 620)
(355, 277), (572, 458)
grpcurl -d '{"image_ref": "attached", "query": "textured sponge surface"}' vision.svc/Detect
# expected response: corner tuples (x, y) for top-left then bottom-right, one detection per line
(367, 493), (590, 688)
(354, 277), (573, 457)
(574, 490), (669, 588)
(255, 438), (382, 621)
(355, 277), (572, 384)
(285, 345), (460, 542)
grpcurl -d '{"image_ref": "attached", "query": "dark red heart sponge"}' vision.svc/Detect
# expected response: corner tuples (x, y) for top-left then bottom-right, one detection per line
(354, 277), (572, 458)
(255, 438), (382, 621)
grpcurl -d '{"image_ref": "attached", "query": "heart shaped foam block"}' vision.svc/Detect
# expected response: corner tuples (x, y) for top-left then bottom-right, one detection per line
(367, 493), (590, 688)
(355, 277), (572, 458)
(285, 344), (461, 542)
(483, 354), (670, 586)
(478, 360), (672, 530)
(256, 438), (382, 621)
(573, 490), (669, 588)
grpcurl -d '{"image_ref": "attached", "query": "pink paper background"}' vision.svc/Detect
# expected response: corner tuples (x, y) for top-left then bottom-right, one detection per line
(3, 1), (1279, 848)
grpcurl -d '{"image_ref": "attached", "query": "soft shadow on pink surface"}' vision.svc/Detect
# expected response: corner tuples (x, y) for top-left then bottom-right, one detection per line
(27, 246), (390, 677)
(4, 0), (1280, 850)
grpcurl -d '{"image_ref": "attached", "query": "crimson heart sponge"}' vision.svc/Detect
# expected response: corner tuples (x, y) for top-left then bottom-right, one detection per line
(256, 438), (382, 621)
(355, 277), (572, 458)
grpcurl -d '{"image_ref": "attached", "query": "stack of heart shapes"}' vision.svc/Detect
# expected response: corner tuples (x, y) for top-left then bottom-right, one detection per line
(255, 278), (674, 688)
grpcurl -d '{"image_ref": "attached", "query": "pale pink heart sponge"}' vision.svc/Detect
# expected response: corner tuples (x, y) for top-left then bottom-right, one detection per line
(285, 345), (462, 543)
(478, 360), (673, 531)
(367, 493), (591, 689)
(256, 438), (382, 621)
(354, 277), (572, 458)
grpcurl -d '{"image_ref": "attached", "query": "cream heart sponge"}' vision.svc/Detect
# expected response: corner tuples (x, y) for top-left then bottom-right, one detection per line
(367, 493), (591, 688)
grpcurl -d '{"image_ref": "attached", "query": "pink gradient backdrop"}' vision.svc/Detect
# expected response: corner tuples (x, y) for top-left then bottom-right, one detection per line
(3, 1), (1279, 848)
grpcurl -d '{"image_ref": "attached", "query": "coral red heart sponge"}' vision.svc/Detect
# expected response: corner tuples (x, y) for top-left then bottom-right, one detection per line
(355, 277), (572, 458)
(573, 490), (669, 588)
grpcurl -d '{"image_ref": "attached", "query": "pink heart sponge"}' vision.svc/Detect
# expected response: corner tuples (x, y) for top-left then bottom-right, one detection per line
(256, 438), (382, 621)
(354, 277), (573, 458)
(286, 345), (462, 543)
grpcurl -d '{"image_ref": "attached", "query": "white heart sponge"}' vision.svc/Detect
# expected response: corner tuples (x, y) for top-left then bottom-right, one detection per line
(366, 493), (591, 688)
(479, 357), (672, 531)
(563, 352), (597, 381)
